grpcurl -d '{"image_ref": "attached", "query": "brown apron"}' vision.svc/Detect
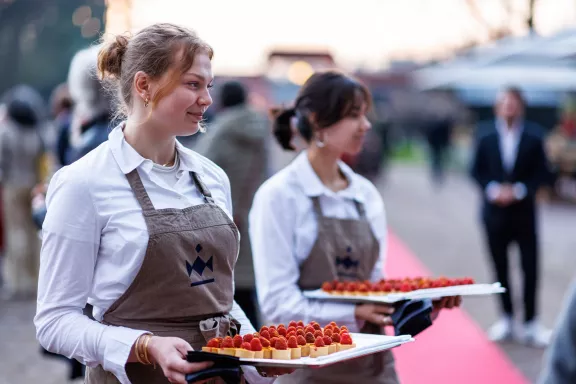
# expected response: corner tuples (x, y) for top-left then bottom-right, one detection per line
(277, 196), (399, 384)
(85, 169), (241, 384)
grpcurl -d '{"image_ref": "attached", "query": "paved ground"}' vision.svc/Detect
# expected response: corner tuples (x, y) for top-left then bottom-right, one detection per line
(1, 156), (574, 384)
(378, 163), (576, 383)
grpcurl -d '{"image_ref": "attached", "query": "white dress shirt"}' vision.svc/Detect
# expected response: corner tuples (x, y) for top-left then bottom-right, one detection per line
(486, 119), (527, 201)
(249, 151), (386, 333)
(34, 125), (256, 384)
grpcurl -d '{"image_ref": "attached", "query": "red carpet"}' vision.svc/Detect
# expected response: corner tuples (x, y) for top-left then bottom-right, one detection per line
(385, 231), (529, 384)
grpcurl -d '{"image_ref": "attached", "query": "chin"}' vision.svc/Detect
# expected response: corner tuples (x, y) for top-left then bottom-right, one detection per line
(175, 123), (201, 137)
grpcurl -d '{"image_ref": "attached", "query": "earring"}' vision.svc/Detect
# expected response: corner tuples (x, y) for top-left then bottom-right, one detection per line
(144, 96), (149, 108)
(315, 134), (325, 148)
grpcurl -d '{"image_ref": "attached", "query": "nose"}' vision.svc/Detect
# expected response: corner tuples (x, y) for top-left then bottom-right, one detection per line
(361, 115), (371, 131)
(198, 88), (213, 108)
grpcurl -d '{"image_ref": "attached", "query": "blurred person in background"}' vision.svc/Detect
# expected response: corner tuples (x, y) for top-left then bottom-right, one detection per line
(194, 81), (270, 328)
(538, 279), (576, 384)
(424, 116), (452, 187)
(0, 84), (47, 300)
(470, 86), (550, 346)
(66, 45), (113, 164)
(50, 83), (74, 168)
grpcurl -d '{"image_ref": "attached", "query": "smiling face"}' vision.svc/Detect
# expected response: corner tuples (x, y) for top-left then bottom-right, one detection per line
(320, 99), (371, 156)
(145, 50), (214, 137)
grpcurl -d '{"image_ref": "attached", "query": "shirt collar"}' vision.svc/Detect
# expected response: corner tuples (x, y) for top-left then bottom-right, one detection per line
(290, 151), (365, 202)
(496, 118), (523, 136)
(109, 123), (204, 176)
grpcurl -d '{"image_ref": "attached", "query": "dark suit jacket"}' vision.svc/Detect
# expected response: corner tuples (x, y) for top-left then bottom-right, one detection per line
(470, 120), (549, 226)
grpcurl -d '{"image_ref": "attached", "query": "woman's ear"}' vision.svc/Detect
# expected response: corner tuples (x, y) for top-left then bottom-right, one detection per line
(133, 71), (150, 100)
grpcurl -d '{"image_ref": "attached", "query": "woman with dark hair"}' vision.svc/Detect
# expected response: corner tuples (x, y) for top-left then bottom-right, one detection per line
(249, 70), (460, 383)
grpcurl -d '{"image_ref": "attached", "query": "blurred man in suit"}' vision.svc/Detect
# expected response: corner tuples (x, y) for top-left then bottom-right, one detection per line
(470, 86), (550, 347)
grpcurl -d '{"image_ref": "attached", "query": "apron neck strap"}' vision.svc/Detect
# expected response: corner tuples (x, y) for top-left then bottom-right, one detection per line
(353, 200), (367, 220)
(310, 196), (367, 220)
(126, 169), (156, 212)
(191, 172), (215, 204)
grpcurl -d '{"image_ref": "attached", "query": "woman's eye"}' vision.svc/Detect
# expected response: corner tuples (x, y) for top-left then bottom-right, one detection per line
(207, 83), (214, 89)
(187, 82), (199, 88)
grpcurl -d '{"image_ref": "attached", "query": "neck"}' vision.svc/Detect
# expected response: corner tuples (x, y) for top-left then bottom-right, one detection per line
(123, 118), (176, 166)
(503, 117), (519, 130)
(307, 147), (345, 189)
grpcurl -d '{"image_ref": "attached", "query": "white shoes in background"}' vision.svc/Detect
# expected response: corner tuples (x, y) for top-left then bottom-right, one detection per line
(487, 316), (552, 348)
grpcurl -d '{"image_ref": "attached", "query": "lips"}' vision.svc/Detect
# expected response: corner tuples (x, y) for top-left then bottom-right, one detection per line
(187, 112), (203, 120)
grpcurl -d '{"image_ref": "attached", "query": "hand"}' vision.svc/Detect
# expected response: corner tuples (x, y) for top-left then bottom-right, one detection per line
(431, 296), (462, 321)
(355, 303), (395, 326)
(495, 184), (515, 206)
(147, 336), (213, 384)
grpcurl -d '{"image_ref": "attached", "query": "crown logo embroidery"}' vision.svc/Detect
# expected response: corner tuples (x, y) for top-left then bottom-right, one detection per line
(186, 244), (215, 287)
(335, 246), (359, 279)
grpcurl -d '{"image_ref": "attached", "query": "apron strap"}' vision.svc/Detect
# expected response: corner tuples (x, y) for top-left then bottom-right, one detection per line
(191, 172), (215, 204)
(311, 196), (367, 220)
(353, 200), (368, 220)
(310, 196), (324, 218)
(125, 169), (156, 212)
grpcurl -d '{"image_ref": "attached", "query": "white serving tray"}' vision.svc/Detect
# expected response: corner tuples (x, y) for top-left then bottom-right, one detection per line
(239, 333), (414, 368)
(303, 283), (506, 304)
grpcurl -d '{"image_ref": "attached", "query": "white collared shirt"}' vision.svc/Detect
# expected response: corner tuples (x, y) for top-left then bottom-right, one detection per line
(485, 119), (527, 201)
(497, 119), (522, 173)
(249, 151), (386, 332)
(34, 125), (255, 384)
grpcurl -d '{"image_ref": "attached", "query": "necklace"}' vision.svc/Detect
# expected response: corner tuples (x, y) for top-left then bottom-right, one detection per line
(162, 151), (178, 167)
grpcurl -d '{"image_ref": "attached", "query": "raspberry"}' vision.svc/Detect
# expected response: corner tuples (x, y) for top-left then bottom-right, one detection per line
(331, 333), (341, 343)
(260, 330), (271, 340)
(314, 330), (324, 338)
(287, 336), (298, 349)
(305, 326), (315, 334)
(329, 321), (337, 327)
(259, 337), (270, 348)
(259, 326), (269, 334)
(296, 329), (305, 336)
(206, 338), (221, 348)
(322, 281), (334, 292)
(243, 334), (254, 343)
(324, 329), (333, 337)
(323, 336), (332, 345)
(340, 333), (353, 345)
(221, 336), (234, 348)
(278, 324), (286, 329)
(314, 336), (325, 347)
(233, 335), (243, 348)
(278, 327), (287, 337)
(287, 326), (297, 334)
(286, 331), (296, 339)
(289, 321), (297, 328)
(297, 320), (305, 327)
(297, 335), (307, 346)
(241, 342), (252, 351)
(275, 338), (288, 350)
(312, 323), (321, 331)
(305, 332), (315, 344)
(250, 338), (263, 352)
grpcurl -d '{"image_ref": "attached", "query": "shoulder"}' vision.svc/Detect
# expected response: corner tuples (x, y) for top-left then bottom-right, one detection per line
(184, 147), (230, 187)
(345, 164), (384, 210)
(254, 164), (300, 205)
